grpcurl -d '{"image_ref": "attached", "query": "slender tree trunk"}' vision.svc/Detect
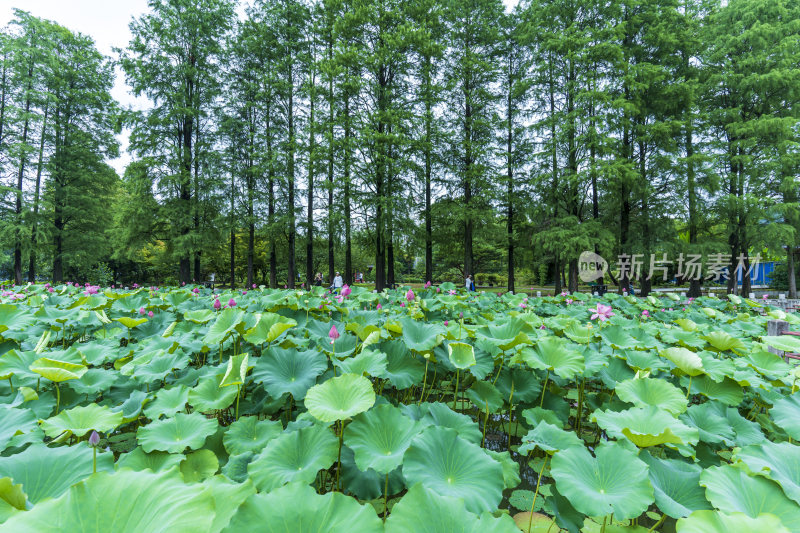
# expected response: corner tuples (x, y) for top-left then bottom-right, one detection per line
(374, 65), (387, 292)
(386, 133), (395, 287)
(267, 105), (277, 288)
(307, 74), (315, 289)
(549, 57), (561, 296)
(506, 50), (514, 294)
(686, 117), (701, 297)
(28, 102), (48, 282)
(639, 139), (652, 297)
(788, 246), (797, 299)
(230, 170), (235, 289)
(14, 64), (33, 286)
(287, 79), (296, 289)
(424, 55), (433, 284)
(193, 119), (201, 282)
(247, 109), (255, 288)
(344, 94), (352, 287)
(327, 34), (335, 286)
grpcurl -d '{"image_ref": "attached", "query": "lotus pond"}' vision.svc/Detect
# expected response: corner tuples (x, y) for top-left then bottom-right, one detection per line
(1, 283), (800, 532)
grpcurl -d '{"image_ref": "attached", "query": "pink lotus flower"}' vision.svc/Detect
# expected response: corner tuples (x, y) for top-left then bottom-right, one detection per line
(406, 289), (415, 302)
(133, 283), (139, 288)
(88, 430), (100, 447)
(284, 284), (287, 289)
(661, 308), (666, 312)
(763, 294), (768, 300)
(566, 299), (573, 305)
(47, 288), (54, 293)
(561, 291), (568, 297)
(436, 287), (441, 293)
(400, 302), (406, 307)
(444, 320), (449, 326)
(425, 281), (431, 288)
(319, 304), (324, 309)
(329, 325), (340, 342)
(376, 303), (382, 310)
(213, 299), (221, 310)
(242, 290), (248, 295)
(589, 303), (614, 322)
(138, 307), (145, 315)
(459, 312), (464, 319)
(147, 311), (154, 318)
(641, 310), (649, 317)
(336, 296), (344, 304)
(181, 282), (185, 286)
(540, 325), (546, 329)
(193, 288), (199, 294)
(682, 307), (686, 311)
(519, 303), (527, 309)
(341, 285), (351, 297)
(228, 298), (236, 307)
(252, 284), (257, 289)
(449, 289), (456, 295)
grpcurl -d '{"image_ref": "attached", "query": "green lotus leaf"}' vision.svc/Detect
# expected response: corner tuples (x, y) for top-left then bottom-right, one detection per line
(305, 373), (376, 423)
(518, 421), (583, 455)
(333, 348), (387, 378)
(592, 406), (699, 448)
(680, 402), (735, 445)
(521, 406), (563, 428)
(495, 368), (541, 403)
(0, 444), (114, 503)
(29, 357), (88, 383)
(381, 340), (425, 388)
(639, 451), (711, 518)
(676, 510), (789, 533)
(447, 342), (476, 369)
(344, 403), (422, 475)
(40, 403), (123, 439)
(403, 426), (504, 514)
(219, 353), (250, 387)
(486, 449), (521, 490)
(660, 347), (704, 376)
(338, 445), (404, 500)
(0, 468), (216, 533)
(131, 350), (190, 383)
(243, 313), (296, 345)
(143, 385), (189, 419)
(522, 336), (585, 379)
(251, 347), (327, 400)
(203, 307), (245, 346)
(69, 368), (119, 396)
(615, 377), (688, 414)
(696, 352), (736, 382)
(599, 325), (640, 350)
(465, 380), (503, 413)
(401, 317), (446, 352)
(701, 331), (745, 352)
(700, 464), (800, 529)
(180, 449), (219, 483)
(742, 350), (789, 377)
(0, 350), (40, 383)
(183, 309), (215, 324)
(188, 375), (238, 412)
(222, 416), (283, 455)
(136, 412), (218, 453)
(115, 447), (184, 473)
(762, 335), (800, 353)
(734, 441), (800, 505)
(474, 318), (531, 351)
(771, 392), (800, 440)
(222, 482), (383, 533)
(0, 406), (37, 452)
(401, 402), (483, 444)
(685, 375), (743, 406)
(0, 476), (27, 514)
(550, 440), (654, 519)
(0, 305), (34, 335)
(116, 316), (148, 329)
(247, 424), (338, 492)
(385, 483), (519, 533)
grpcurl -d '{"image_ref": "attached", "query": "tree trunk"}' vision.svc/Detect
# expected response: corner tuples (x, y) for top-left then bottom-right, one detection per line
(788, 247), (797, 299)
(193, 119), (201, 282)
(327, 34), (335, 287)
(344, 93), (352, 287)
(14, 64), (33, 286)
(424, 55), (433, 285)
(506, 50), (514, 294)
(306, 73), (315, 289)
(28, 102), (48, 282)
(287, 80), (296, 289)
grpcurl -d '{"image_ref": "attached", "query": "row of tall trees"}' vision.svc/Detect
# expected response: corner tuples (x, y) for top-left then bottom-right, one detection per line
(0, 9), (119, 284)
(2, 0), (799, 296)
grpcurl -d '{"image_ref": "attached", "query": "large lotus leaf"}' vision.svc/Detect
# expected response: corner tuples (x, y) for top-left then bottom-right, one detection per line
(0, 406), (37, 452)
(385, 483), (519, 533)
(550, 440), (654, 519)
(40, 403), (123, 438)
(243, 313), (296, 345)
(334, 348), (387, 378)
(0, 476), (26, 517)
(660, 347), (704, 376)
(722, 406), (765, 446)
(684, 375), (743, 406)
(144, 385), (189, 419)
(403, 426), (504, 514)
(518, 421), (583, 455)
(401, 402), (483, 444)
(639, 451), (711, 518)
(188, 375), (238, 412)
(247, 424), (338, 492)
(114, 389), (151, 422)
(447, 342), (476, 369)
(116, 316), (149, 329)
(762, 335), (800, 353)
(522, 336), (584, 379)
(136, 412), (218, 453)
(676, 510), (790, 533)
(701, 331), (745, 352)
(132, 350), (190, 383)
(222, 416), (283, 455)
(251, 347), (327, 400)
(770, 392), (800, 440)
(696, 352), (736, 382)
(222, 481), (383, 533)
(400, 317), (446, 352)
(203, 308), (245, 346)
(115, 447), (184, 473)
(183, 309), (215, 324)
(615, 377), (688, 414)
(592, 406), (699, 448)
(465, 380), (503, 413)
(69, 368), (119, 396)
(380, 339), (424, 389)
(0, 444), (114, 503)
(0, 305), (34, 335)
(680, 402), (735, 445)
(495, 368), (541, 404)
(742, 350), (789, 377)
(0, 350), (39, 383)
(29, 357), (87, 383)
(700, 464), (800, 529)
(305, 373), (375, 423)
(623, 349), (671, 373)
(344, 404), (422, 475)
(599, 325), (640, 349)
(180, 449), (219, 483)
(474, 319), (531, 351)
(521, 406), (563, 428)
(0, 468), (216, 533)
(734, 441), (800, 505)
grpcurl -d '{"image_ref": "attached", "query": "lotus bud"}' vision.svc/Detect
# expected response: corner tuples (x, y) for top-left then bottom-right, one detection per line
(228, 298), (236, 307)
(341, 285), (351, 297)
(138, 307), (145, 315)
(376, 303), (382, 310)
(213, 299), (221, 310)
(329, 325), (340, 341)
(89, 430), (100, 447)
(147, 311), (154, 318)
(406, 289), (415, 302)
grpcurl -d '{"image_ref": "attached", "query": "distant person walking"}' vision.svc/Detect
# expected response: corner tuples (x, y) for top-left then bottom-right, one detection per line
(314, 273), (323, 287)
(332, 271), (344, 293)
(466, 274), (475, 292)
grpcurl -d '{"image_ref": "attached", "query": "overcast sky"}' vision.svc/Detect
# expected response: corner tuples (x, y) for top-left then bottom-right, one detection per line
(1, 0), (517, 176)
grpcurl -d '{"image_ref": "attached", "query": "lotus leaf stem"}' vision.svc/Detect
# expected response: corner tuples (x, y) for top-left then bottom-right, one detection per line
(335, 420), (344, 491)
(685, 375), (692, 398)
(419, 359), (429, 405)
(92, 446), (97, 474)
(507, 381), (515, 446)
(383, 473), (389, 522)
(481, 404), (490, 447)
(647, 513), (665, 532)
(235, 384), (241, 420)
(55, 382), (60, 415)
(601, 515), (607, 533)
(540, 370), (549, 408)
(453, 370), (460, 410)
(492, 357), (504, 386)
(527, 454), (549, 533)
